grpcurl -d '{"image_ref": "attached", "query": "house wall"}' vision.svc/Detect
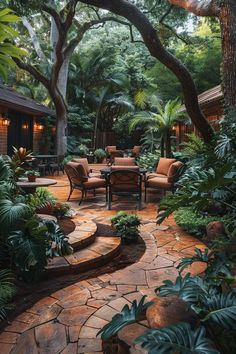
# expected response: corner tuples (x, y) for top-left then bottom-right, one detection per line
(33, 118), (43, 153)
(0, 106), (8, 154)
(0, 107), (44, 155)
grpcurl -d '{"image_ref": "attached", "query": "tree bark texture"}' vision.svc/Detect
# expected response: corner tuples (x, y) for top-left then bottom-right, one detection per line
(168, 0), (220, 16)
(219, 0), (236, 109)
(79, 0), (214, 143)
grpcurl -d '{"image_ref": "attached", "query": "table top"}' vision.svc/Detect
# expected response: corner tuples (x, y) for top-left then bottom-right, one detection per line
(101, 167), (147, 174)
(34, 155), (58, 159)
(17, 178), (57, 188)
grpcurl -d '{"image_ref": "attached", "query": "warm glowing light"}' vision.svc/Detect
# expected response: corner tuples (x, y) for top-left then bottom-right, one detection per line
(34, 123), (44, 130)
(2, 118), (10, 126)
(22, 123), (29, 129)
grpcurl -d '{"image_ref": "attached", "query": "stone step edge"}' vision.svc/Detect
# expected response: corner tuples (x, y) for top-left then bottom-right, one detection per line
(68, 221), (97, 251)
(44, 237), (121, 277)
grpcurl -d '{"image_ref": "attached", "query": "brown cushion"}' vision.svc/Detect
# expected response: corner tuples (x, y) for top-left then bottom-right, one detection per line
(114, 157), (136, 166)
(106, 146), (117, 153)
(132, 146), (141, 154)
(65, 162), (88, 183)
(156, 158), (177, 176)
(72, 158), (89, 174)
(167, 161), (184, 183)
(83, 177), (106, 189)
(147, 172), (166, 179)
(146, 176), (171, 189)
(90, 172), (102, 178)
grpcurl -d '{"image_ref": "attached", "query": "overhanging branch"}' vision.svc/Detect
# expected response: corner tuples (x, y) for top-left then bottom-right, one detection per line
(168, 0), (220, 17)
(13, 58), (50, 89)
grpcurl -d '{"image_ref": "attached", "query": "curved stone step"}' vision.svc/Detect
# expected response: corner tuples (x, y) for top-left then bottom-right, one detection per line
(45, 236), (121, 276)
(67, 220), (97, 251)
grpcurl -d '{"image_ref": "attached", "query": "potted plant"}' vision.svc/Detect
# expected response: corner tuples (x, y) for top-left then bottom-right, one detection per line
(111, 211), (141, 244)
(25, 170), (40, 182)
(94, 148), (106, 163)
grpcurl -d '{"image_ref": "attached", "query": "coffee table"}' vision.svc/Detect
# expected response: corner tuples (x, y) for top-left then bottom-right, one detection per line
(16, 178), (57, 194)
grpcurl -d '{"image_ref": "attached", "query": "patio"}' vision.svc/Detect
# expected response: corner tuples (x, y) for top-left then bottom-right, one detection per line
(0, 165), (207, 354)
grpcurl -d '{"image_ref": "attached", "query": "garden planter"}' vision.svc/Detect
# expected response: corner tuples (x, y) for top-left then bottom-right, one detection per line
(28, 175), (36, 182)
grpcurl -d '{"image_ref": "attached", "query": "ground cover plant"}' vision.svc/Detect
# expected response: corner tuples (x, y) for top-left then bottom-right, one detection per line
(0, 156), (73, 292)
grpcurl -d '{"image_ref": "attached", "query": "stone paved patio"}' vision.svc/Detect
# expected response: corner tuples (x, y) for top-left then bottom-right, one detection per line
(0, 171), (208, 353)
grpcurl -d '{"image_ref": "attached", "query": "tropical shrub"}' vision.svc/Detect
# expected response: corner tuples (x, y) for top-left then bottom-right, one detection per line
(174, 207), (227, 236)
(0, 269), (15, 322)
(138, 150), (160, 171)
(94, 148), (106, 162)
(111, 211), (141, 243)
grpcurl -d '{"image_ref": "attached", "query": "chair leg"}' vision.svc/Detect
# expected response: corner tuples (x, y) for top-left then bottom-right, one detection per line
(105, 185), (108, 202)
(79, 190), (85, 205)
(108, 191), (112, 210)
(144, 185), (147, 203)
(93, 189), (96, 197)
(67, 186), (73, 201)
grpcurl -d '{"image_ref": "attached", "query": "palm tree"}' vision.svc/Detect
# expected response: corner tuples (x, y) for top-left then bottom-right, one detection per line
(129, 98), (186, 157)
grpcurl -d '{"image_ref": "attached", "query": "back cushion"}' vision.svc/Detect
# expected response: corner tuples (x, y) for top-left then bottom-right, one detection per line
(156, 158), (177, 176)
(106, 146), (116, 153)
(67, 162), (88, 180)
(72, 158), (89, 174)
(114, 157), (136, 166)
(167, 161), (184, 183)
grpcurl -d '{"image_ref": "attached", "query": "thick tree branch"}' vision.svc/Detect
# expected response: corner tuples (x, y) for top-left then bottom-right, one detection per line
(78, 0), (214, 142)
(13, 58), (50, 89)
(168, 0), (220, 17)
(22, 17), (48, 63)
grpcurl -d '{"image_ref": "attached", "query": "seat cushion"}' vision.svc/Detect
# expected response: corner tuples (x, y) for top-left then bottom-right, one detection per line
(83, 177), (106, 189)
(90, 172), (102, 178)
(114, 157), (136, 166)
(147, 172), (166, 179)
(146, 176), (172, 189)
(168, 161), (184, 183)
(156, 158), (177, 176)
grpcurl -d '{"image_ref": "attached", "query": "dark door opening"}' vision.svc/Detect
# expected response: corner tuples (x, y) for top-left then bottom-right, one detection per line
(7, 110), (33, 155)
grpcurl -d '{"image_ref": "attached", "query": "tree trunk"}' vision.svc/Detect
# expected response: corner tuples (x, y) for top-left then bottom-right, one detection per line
(58, 58), (70, 100)
(160, 137), (165, 157)
(219, 0), (236, 109)
(51, 90), (67, 156)
(165, 130), (172, 157)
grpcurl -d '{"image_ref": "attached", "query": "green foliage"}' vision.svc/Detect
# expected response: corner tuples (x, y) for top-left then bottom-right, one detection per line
(0, 269), (15, 321)
(7, 216), (73, 280)
(94, 148), (106, 161)
(135, 323), (218, 354)
(0, 8), (27, 79)
(24, 170), (40, 177)
(98, 296), (152, 340)
(111, 211), (141, 243)
(158, 164), (236, 224)
(181, 133), (206, 159)
(138, 150), (160, 170)
(0, 199), (33, 233)
(174, 207), (227, 236)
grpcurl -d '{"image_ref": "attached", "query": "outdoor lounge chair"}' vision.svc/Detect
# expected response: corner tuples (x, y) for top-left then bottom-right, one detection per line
(65, 162), (107, 205)
(72, 158), (101, 178)
(106, 146), (123, 165)
(144, 158), (184, 201)
(131, 145), (141, 158)
(108, 168), (142, 210)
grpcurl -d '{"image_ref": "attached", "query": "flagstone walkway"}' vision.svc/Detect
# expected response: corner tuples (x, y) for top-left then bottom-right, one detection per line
(0, 173), (207, 353)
